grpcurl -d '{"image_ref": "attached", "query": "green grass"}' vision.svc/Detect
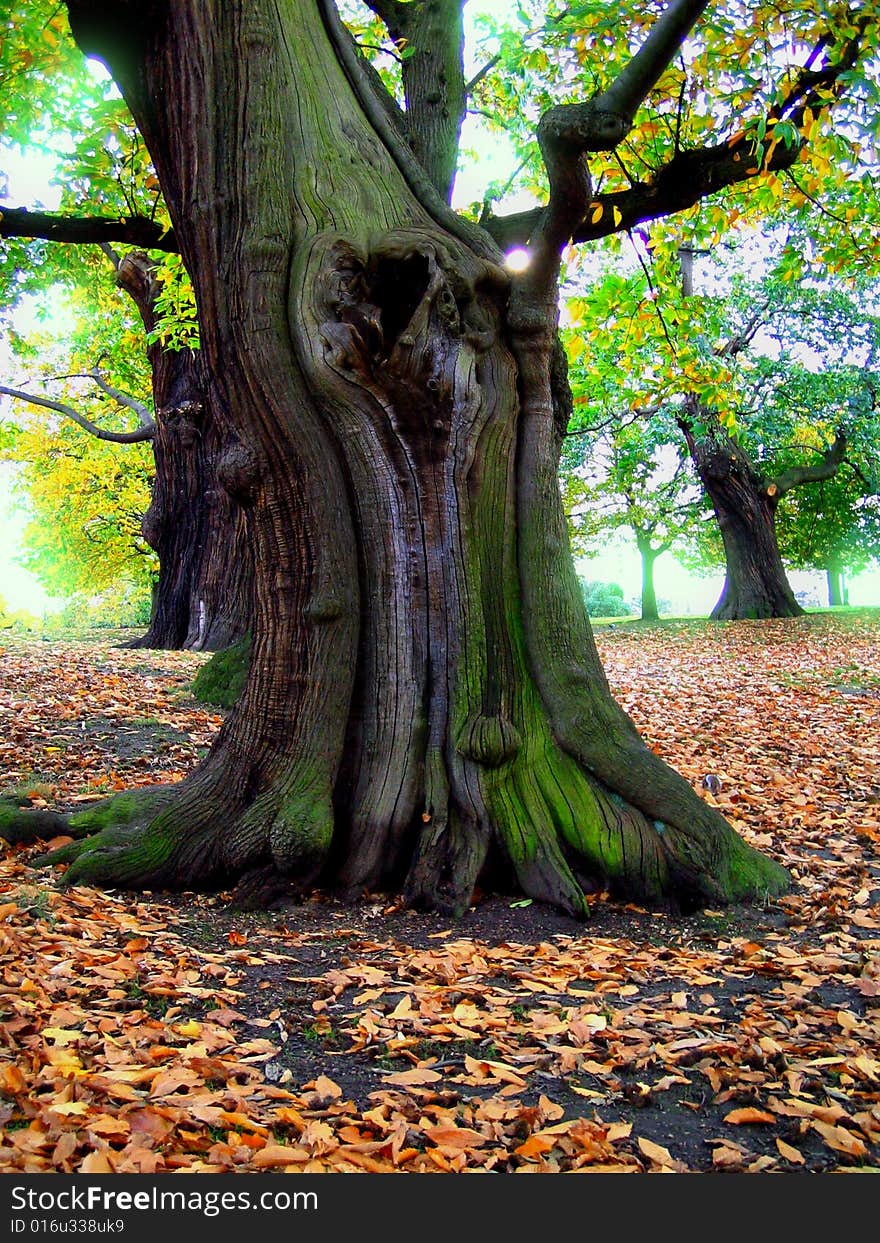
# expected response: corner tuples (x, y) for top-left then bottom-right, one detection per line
(591, 605), (880, 631)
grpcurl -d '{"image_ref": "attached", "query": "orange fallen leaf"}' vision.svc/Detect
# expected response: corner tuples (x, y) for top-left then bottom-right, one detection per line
(382, 1067), (442, 1086)
(811, 1121), (868, 1158)
(637, 1137), (675, 1166)
(775, 1138), (805, 1165)
(80, 1152), (114, 1173)
(273, 1107), (306, 1131)
(712, 1144), (747, 1169)
(0, 1065), (28, 1093)
(252, 1144), (310, 1168)
(311, 1074), (343, 1100)
(723, 1107), (776, 1125)
(515, 1134), (556, 1159)
(87, 1115), (131, 1138)
(424, 1125), (487, 1151)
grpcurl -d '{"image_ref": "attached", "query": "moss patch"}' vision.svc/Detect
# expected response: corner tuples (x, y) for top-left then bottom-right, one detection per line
(191, 635), (251, 708)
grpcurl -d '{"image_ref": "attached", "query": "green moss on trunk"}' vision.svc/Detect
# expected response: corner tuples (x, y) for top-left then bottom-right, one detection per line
(191, 635), (251, 707)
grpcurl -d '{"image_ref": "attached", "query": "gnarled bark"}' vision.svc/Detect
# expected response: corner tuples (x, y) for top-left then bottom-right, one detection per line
(30, 0), (789, 917)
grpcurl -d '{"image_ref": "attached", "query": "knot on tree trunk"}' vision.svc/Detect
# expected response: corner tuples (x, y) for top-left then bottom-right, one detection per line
(217, 442), (262, 502)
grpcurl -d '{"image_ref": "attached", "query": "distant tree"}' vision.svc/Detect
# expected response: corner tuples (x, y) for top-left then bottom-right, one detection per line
(563, 401), (703, 621)
(1, 242), (252, 650)
(778, 469), (880, 605)
(677, 269), (880, 616)
(0, 5), (250, 649)
(567, 232), (880, 620)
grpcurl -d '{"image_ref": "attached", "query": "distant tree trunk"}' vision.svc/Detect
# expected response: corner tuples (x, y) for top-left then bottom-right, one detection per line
(680, 401), (848, 621)
(680, 415), (801, 619)
(113, 253), (252, 650)
(635, 530), (666, 622)
(137, 381), (252, 650)
(826, 561), (846, 607)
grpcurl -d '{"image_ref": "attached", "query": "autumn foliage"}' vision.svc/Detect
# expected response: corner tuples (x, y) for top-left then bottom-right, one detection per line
(1, 614), (878, 1172)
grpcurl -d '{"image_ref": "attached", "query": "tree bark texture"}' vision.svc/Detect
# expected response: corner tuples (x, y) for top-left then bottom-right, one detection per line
(114, 253), (252, 650)
(35, 0), (788, 916)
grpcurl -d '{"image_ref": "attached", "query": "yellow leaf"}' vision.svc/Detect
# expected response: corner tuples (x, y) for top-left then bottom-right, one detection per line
(389, 995), (413, 1019)
(590, 202), (604, 224)
(49, 1100), (90, 1117)
(42, 1028), (81, 1045)
(612, 206), (622, 227)
(174, 1019), (201, 1038)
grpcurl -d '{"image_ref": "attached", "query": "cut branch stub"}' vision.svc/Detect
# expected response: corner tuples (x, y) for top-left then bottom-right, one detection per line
(537, 103), (632, 158)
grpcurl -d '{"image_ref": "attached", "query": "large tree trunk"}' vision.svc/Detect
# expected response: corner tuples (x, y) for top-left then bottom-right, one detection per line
(112, 254), (252, 650)
(29, 0), (788, 916)
(682, 417), (803, 621)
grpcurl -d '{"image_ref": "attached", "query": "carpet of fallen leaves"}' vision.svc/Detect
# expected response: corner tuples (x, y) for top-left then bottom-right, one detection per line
(0, 612), (879, 1174)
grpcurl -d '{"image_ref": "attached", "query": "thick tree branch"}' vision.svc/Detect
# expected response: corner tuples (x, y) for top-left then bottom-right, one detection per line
(771, 431), (848, 497)
(488, 11), (869, 253)
(0, 383), (156, 443)
(334, 4), (409, 141)
(0, 206), (178, 252)
(593, 0), (711, 122)
(530, 0), (710, 264)
(318, 0), (499, 261)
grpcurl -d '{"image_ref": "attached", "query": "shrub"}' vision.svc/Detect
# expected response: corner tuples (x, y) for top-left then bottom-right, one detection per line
(580, 579), (634, 618)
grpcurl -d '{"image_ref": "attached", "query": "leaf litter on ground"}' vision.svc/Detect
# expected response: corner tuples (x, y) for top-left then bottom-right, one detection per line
(0, 613), (879, 1173)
